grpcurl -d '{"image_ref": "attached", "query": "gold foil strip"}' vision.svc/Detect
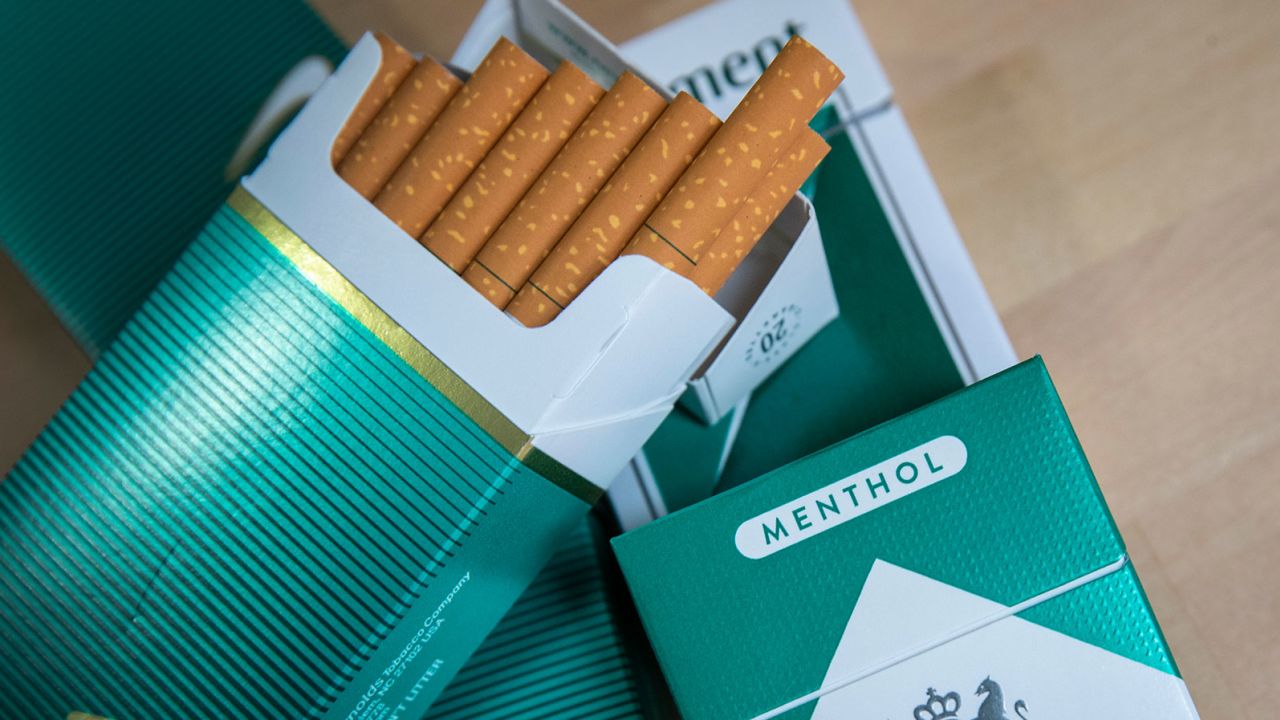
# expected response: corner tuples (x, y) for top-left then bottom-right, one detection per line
(228, 187), (599, 503)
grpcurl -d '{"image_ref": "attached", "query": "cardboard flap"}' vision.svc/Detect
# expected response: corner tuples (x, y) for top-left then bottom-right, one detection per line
(613, 359), (1190, 720)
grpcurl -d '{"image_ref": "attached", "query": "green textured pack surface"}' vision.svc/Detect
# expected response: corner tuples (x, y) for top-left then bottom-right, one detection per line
(430, 514), (671, 720)
(614, 359), (1197, 720)
(0, 198), (593, 719)
(718, 110), (965, 489)
(0, 0), (344, 354)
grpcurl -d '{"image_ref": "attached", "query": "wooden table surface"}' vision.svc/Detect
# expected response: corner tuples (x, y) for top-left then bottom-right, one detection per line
(3, 0), (1276, 716)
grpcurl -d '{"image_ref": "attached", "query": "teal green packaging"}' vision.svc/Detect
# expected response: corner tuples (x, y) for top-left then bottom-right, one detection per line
(613, 359), (1199, 720)
(0, 27), (740, 718)
(624, 108), (980, 520)
(711, 108), (969, 490)
(0, 0), (344, 354)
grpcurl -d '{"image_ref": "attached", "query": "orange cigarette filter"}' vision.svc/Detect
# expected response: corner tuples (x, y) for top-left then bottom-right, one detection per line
(461, 72), (666, 308)
(337, 56), (464, 199)
(331, 33), (416, 166)
(689, 128), (830, 296)
(622, 36), (842, 273)
(507, 92), (722, 327)
(420, 61), (605, 272)
(374, 38), (550, 236)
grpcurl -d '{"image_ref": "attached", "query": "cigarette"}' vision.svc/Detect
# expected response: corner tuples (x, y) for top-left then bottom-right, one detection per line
(506, 92), (722, 327)
(461, 72), (666, 308)
(331, 33), (416, 166)
(337, 56), (463, 199)
(689, 128), (830, 296)
(621, 36), (842, 273)
(420, 61), (605, 272)
(373, 38), (550, 236)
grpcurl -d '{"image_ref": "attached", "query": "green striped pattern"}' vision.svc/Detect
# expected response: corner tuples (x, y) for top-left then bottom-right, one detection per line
(430, 517), (649, 720)
(0, 0), (344, 354)
(0, 204), (542, 718)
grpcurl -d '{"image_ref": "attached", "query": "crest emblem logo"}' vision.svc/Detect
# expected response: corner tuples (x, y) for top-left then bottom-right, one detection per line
(910, 678), (1030, 720)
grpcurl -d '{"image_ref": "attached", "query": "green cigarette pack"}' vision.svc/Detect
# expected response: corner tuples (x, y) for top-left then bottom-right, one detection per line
(0, 1), (832, 715)
(613, 358), (1199, 720)
(0, 0), (343, 354)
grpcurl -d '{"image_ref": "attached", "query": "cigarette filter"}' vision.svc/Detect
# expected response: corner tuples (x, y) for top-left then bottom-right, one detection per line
(689, 128), (829, 296)
(507, 92), (722, 327)
(421, 61), (604, 272)
(462, 72), (666, 308)
(330, 32), (415, 166)
(337, 57), (463, 199)
(374, 38), (549, 236)
(622, 36), (842, 272)
(614, 359), (1199, 720)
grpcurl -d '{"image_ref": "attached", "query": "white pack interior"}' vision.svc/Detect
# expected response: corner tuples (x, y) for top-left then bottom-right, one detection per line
(246, 0), (837, 485)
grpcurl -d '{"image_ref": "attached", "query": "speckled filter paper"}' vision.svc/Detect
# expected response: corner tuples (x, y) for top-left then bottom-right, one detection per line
(462, 72), (666, 308)
(375, 38), (549, 236)
(422, 61), (605, 272)
(338, 56), (463, 198)
(331, 33), (416, 166)
(614, 358), (1197, 720)
(623, 36), (842, 272)
(690, 127), (829, 295)
(507, 92), (721, 326)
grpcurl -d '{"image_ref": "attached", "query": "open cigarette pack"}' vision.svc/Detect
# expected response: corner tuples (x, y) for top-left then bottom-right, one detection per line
(0, 0), (842, 717)
(608, 0), (1017, 528)
(613, 358), (1200, 720)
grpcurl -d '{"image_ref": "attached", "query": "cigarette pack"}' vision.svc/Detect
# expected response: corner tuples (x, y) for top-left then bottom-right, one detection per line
(0, 0), (344, 354)
(609, 0), (1016, 527)
(0, 2), (837, 717)
(612, 358), (1199, 720)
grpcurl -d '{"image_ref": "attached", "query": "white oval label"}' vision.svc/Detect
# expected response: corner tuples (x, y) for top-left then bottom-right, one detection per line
(734, 436), (967, 559)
